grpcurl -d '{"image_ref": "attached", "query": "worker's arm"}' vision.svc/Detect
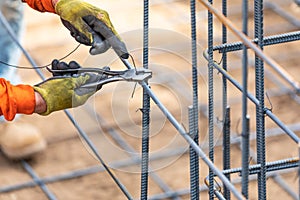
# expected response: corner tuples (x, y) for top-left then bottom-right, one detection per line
(0, 78), (37, 121)
(0, 61), (105, 121)
(22, 0), (128, 57)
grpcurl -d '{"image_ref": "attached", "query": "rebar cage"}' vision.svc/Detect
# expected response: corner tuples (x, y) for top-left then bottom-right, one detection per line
(1, 0), (300, 199)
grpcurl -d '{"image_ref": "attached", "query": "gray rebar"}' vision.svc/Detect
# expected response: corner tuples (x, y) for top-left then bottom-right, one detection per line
(241, 116), (250, 198)
(203, 50), (300, 143)
(189, 106), (199, 200)
(148, 167), (297, 200)
(241, 0), (250, 197)
(85, 105), (181, 200)
(190, 0), (200, 199)
(254, 1), (267, 199)
(221, 157), (299, 176)
(213, 31), (300, 53)
(207, 0), (215, 199)
(198, 0), (300, 93)
(21, 161), (57, 200)
(223, 107), (231, 199)
(266, 1), (300, 28)
(0, 145), (189, 194)
(221, 1), (230, 198)
(64, 111), (133, 200)
(140, 0), (150, 199)
(139, 83), (245, 200)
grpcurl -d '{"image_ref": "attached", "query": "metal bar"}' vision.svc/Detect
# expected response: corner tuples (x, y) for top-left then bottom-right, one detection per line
(64, 111), (133, 200)
(189, 106), (199, 200)
(221, 1), (230, 198)
(197, 0), (300, 92)
(213, 31), (300, 53)
(140, 0), (150, 199)
(266, 1), (300, 28)
(241, 116), (250, 198)
(190, 0), (200, 198)
(0, 145), (189, 194)
(207, 0), (215, 199)
(21, 161), (57, 200)
(221, 157), (299, 175)
(203, 50), (300, 143)
(86, 106), (181, 200)
(223, 107), (231, 199)
(148, 167), (297, 200)
(241, 0), (249, 197)
(139, 82), (246, 200)
(254, 0), (266, 199)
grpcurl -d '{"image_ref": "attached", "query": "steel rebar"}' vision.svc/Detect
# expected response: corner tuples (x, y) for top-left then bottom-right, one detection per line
(21, 161), (57, 200)
(207, 0), (215, 199)
(189, 106), (199, 200)
(203, 50), (300, 143)
(189, 0), (200, 198)
(198, 0), (300, 92)
(140, 0), (151, 199)
(241, 0), (250, 197)
(254, 0), (267, 199)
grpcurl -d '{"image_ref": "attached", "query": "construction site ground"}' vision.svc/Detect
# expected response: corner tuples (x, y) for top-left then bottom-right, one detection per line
(1, 0), (300, 199)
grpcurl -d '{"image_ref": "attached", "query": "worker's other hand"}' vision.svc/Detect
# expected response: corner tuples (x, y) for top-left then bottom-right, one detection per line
(55, 0), (129, 58)
(33, 60), (108, 115)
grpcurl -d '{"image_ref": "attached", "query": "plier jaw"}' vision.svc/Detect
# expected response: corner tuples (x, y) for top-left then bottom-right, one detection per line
(47, 67), (152, 88)
(81, 68), (152, 88)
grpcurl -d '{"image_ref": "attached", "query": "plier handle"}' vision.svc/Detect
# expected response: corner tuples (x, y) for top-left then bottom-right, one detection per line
(47, 67), (152, 88)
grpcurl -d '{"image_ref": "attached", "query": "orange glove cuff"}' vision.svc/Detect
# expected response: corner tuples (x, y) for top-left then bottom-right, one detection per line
(23, 0), (56, 13)
(12, 85), (36, 115)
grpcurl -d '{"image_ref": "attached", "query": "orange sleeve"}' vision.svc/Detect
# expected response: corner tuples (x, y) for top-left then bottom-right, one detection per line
(0, 78), (35, 121)
(22, 0), (56, 13)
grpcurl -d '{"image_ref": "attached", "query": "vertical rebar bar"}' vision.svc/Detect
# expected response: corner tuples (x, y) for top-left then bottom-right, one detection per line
(140, 0), (150, 199)
(223, 106), (231, 199)
(254, 1), (266, 199)
(241, 116), (250, 198)
(190, 0), (200, 198)
(221, 0), (230, 199)
(189, 106), (199, 200)
(207, 0), (215, 199)
(241, 0), (250, 198)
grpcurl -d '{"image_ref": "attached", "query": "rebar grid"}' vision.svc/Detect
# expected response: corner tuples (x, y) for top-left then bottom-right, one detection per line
(1, 0), (300, 200)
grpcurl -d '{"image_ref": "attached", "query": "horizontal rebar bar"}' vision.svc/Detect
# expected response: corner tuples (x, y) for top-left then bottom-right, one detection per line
(0, 145), (188, 193)
(148, 167), (297, 200)
(213, 31), (300, 53)
(221, 157), (299, 175)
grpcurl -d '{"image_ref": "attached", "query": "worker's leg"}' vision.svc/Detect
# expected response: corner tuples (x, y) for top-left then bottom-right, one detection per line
(0, 0), (46, 159)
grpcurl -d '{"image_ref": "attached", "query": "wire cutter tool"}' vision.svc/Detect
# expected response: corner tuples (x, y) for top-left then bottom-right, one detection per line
(48, 67), (152, 88)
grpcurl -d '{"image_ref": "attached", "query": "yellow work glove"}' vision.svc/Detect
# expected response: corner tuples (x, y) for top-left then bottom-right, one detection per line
(33, 60), (107, 115)
(55, 0), (128, 58)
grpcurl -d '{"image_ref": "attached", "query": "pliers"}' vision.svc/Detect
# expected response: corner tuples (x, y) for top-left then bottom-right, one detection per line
(47, 66), (152, 88)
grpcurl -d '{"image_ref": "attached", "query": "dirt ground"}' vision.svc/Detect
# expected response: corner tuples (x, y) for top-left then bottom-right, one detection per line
(1, 0), (300, 200)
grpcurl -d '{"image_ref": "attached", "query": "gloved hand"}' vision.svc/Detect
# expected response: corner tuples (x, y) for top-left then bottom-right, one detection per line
(34, 60), (108, 115)
(55, 0), (129, 58)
